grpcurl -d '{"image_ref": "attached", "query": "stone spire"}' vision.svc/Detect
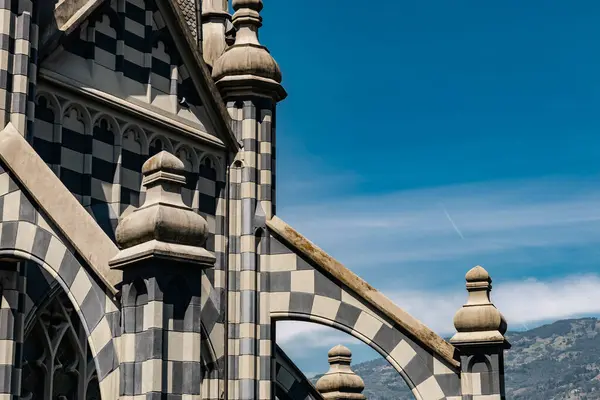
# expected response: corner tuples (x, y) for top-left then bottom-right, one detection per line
(109, 151), (215, 268)
(201, 0), (231, 67)
(450, 266), (508, 345)
(315, 345), (366, 400)
(211, 0), (286, 101)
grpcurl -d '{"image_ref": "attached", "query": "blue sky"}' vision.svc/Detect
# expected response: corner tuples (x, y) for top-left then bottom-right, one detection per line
(258, 2), (600, 376)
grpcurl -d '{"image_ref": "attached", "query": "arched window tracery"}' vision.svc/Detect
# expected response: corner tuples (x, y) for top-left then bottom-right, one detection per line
(21, 291), (99, 400)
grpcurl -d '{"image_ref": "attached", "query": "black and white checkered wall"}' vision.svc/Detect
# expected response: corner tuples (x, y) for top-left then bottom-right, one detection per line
(0, 161), (121, 399)
(0, 0), (38, 137)
(265, 233), (463, 400)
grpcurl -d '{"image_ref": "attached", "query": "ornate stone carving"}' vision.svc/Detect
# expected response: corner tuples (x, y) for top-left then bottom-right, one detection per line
(21, 292), (99, 400)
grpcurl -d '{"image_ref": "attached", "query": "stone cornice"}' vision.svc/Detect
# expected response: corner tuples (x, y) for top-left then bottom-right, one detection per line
(39, 70), (228, 151)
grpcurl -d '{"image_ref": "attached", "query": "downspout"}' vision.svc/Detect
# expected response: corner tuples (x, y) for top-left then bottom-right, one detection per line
(223, 151), (231, 400)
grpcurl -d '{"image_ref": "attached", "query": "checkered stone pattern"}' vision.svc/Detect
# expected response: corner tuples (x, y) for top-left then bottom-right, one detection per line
(120, 126), (148, 211)
(31, 93), (61, 175)
(457, 351), (505, 400)
(0, 162), (121, 399)
(56, 0), (210, 122)
(119, 264), (211, 398)
(0, 0), (37, 135)
(201, 269), (225, 400)
(176, 145), (199, 210)
(150, 39), (176, 107)
(226, 100), (265, 400)
(91, 9), (119, 72)
(91, 116), (120, 240)
(31, 95), (225, 245)
(25, 1), (38, 143)
(60, 104), (92, 207)
(265, 233), (462, 400)
(258, 105), (274, 219)
(0, 0), (36, 135)
(225, 99), (278, 400)
(122, 0), (153, 86)
(227, 100), (243, 143)
(274, 345), (322, 400)
(0, 262), (26, 400)
(227, 155), (243, 400)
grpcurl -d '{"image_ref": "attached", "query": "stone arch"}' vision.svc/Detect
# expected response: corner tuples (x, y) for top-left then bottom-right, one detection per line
(199, 152), (224, 182)
(91, 113), (122, 144)
(467, 354), (494, 395)
(174, 144), (199, 208)
(32, 92), (62, 171)
(266, 232), (461, 399)
(120, 124), (148, 209)
(61, 102), (93, 205)
(35, 91), (62, 122)
(0, 242), (119, 400)
(120, 123), (148, 154)
(90, 114), (121, 239)
(62, 101), (92, 134)
(21, 279), (102, 400)
(272, 312), (448, 400)
(174, 143), (200, 171)
(147, 133), (173, 156)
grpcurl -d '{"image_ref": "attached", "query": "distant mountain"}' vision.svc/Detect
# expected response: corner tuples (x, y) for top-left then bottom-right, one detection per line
(311, 318), (600, 399)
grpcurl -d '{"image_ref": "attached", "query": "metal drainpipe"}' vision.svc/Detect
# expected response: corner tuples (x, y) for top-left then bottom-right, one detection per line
(223, 151), (231, 400)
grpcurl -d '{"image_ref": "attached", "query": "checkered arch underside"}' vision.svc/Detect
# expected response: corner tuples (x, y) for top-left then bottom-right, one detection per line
(274, 345), (322, 400)
(0, 161), (121, 398)
(266, 233), (462, 400)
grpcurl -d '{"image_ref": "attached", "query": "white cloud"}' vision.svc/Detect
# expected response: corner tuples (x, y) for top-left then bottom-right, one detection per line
(276, 273), (600, 351)
(274, 177), (600, 367)
(278, 176), (600, 268)
(399, 273), (600, 335)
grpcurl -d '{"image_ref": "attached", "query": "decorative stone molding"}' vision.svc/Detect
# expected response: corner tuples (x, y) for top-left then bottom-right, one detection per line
(110, 150), (215, 268)
(212, 0), (286, 100)
(451, 265), (508, 345)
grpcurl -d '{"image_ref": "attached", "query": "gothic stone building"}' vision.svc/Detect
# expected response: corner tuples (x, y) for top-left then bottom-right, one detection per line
(0, 0), (510, 399)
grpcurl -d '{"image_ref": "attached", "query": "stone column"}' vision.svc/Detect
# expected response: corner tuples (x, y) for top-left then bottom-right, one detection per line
(0, 262), (26, 400)
(212, 1), (286, 399)
(315, 345), (366, 400)
(109, 151), (216, 398)
(450, 266), (510, 400)
(0, 0), (38, 136)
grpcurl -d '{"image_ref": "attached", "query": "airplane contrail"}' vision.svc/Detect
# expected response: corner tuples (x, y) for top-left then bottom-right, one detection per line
(442, 205), (465, 239)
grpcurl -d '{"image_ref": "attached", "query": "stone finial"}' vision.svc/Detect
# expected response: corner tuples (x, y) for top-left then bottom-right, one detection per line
(450, 266), (508, 346)
(201, 0), (231, 66)
(109, 151), (215, 268)
(211, 0), (286, 100)
(315, 345), (366, 400)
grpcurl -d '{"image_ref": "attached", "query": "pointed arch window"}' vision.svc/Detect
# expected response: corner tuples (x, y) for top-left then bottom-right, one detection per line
(21, 291), (100, 400)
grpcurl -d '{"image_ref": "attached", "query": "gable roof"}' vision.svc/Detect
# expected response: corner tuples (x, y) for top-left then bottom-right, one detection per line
(40, 0), (240, 152)
(266, 216), (460, 368)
